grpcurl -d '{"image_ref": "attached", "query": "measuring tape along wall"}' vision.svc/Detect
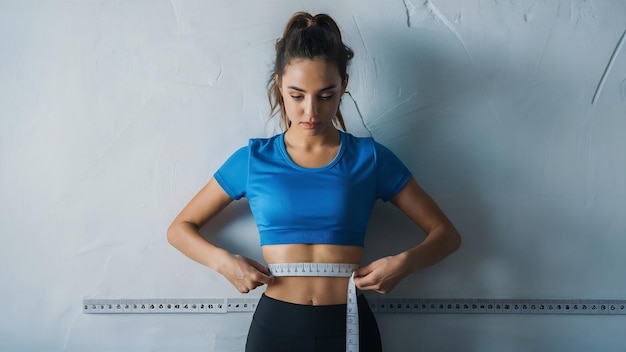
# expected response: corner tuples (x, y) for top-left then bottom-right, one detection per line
(83, 297), (626, 315)
(83, 264), (626, 316)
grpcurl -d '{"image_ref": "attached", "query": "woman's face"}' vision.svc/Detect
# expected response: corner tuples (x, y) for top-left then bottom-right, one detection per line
(279, 58), (347, 137)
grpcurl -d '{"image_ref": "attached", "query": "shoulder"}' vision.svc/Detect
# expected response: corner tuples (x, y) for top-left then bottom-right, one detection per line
(341, 131), (375, 149)
(343, 132), (409, 173)
(221, 134), (282, 160)
(248, 133), (282, 152)
(219, 133), (282, 165)
(341, 131), (391, 156)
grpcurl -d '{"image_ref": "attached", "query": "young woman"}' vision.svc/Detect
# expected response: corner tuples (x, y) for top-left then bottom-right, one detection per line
(167, 12), (461, 352)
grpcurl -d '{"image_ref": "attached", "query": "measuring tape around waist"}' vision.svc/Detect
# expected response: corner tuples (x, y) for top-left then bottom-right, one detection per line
(267, 263), (360, 352)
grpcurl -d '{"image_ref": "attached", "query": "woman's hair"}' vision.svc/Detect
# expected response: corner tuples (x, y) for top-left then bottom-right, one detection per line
(268, 12), (354, 131)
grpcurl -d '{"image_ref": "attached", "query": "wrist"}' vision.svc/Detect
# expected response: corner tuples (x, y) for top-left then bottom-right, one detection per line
(394, 251), (417, 276)
(210, 248), (233, 274)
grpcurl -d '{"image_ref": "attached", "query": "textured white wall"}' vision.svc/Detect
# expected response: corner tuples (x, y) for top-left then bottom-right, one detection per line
(1, 0), (625, 351)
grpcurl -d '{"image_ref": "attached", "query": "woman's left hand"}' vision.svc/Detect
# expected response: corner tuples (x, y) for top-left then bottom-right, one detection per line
(352, 255), (409, 294)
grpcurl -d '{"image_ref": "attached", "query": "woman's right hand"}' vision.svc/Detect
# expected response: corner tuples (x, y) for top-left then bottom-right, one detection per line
(218, 254), (274, 293)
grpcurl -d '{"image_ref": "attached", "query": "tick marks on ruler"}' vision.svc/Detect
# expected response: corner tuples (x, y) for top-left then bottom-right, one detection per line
(83, 298), (626, 315)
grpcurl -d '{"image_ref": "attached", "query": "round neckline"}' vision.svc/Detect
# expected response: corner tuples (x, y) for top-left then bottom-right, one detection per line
(278, 131), (346, 172)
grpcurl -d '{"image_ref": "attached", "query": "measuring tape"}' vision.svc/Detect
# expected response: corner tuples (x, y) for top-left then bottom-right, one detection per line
(267, 263), (359, 352)
(346, 274), (359, 352)
(267, 262), (358, 277)
(82, 267), (626, 320)
(83, 297), (626, 315)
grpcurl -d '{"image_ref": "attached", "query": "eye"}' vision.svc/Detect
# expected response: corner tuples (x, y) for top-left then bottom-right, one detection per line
(290, 95), (303, 101)
(319, 94), (334, 101)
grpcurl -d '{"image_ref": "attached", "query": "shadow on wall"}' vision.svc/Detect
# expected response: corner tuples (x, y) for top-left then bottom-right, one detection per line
(354, 21), (499, 302)
(352, 14), (626, 351)
(347, 22), (515, 351)
(198, 200), (263, 263)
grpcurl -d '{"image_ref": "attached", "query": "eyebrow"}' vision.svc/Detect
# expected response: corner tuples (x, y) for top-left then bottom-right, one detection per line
(286, 84), (337, 93)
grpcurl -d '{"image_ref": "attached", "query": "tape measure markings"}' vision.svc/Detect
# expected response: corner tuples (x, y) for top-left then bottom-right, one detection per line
(346, 273), (359, 352)
(83, 298), (230, 314)
(268, 263), (359, 352)
(84, 298), (626, 315)
(369, 298), (626, 315)
(267, 262), (358, 276)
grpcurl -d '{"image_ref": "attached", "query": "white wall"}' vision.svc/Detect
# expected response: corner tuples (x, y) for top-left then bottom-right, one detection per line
(1, 0), (625, 351)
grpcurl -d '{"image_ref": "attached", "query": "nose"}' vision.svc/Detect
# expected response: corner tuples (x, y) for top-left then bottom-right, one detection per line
(304, 97), (318, 118)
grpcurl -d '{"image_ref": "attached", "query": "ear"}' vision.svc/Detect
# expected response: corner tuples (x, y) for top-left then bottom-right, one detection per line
(342, 74), (349, 94)
(275, 74), (282, 93)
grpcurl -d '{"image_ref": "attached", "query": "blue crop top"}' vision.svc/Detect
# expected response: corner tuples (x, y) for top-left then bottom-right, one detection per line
(214, 131), (412, 247)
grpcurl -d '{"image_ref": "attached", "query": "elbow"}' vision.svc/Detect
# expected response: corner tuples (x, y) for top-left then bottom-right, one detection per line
(433, 221), (460, 256)
(448, 226), (461, 254)
(166, 223), (179, 247)
(167, 220), (200, 248)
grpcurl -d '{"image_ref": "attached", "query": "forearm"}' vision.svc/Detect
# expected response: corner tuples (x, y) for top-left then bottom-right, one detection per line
(167, 221), (231, 272)
(396, 222), (461, 274)
(353, 223), (460, 293)
(388, 178), (461, 275)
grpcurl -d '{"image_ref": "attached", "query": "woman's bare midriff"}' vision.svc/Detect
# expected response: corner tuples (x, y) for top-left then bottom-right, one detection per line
(262, 244), (363, 306)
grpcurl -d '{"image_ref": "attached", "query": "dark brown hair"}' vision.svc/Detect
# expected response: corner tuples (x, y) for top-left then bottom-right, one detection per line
(268, 12), (354, 130)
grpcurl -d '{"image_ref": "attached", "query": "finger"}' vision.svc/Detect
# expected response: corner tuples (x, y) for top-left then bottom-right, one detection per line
(244, 267), (274, 285)
(233, 281), (251, 294)
(254, 273), (274, 285)
(353, 272), (379, 290)
(352, 264), (374, 278)
(237, 279), (263, 293)
(247, 259), (271, 275)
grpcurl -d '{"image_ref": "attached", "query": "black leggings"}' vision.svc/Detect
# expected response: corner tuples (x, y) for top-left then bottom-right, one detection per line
(245, 293), (382, 352)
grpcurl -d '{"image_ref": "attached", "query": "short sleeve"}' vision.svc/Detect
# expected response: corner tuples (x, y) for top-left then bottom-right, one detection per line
(374, 141), (412, 201)
(214, 146), (249, 200)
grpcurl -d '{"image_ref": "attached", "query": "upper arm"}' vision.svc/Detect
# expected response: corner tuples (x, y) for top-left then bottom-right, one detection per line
(172, 145), (249, 228)
(373, 141), (412, 201)
(171, 177), (234, 229)
(389, 177), (454, 235)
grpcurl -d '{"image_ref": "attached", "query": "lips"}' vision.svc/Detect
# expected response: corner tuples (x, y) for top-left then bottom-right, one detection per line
(301, 122), (319, 129)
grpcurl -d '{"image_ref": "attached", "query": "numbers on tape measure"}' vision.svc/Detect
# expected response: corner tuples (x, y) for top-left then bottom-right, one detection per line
(82, 298), (233, 314)
(365, 299), (626, 315)
(83, 297), (626, 315)
(268, 263), (358, 277)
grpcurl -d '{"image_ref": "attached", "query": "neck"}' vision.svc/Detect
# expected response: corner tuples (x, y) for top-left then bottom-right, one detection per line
(284, 126), (341, 150)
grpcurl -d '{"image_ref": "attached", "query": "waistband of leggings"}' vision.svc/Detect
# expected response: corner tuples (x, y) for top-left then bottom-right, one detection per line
(252, 293), (368, 337)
